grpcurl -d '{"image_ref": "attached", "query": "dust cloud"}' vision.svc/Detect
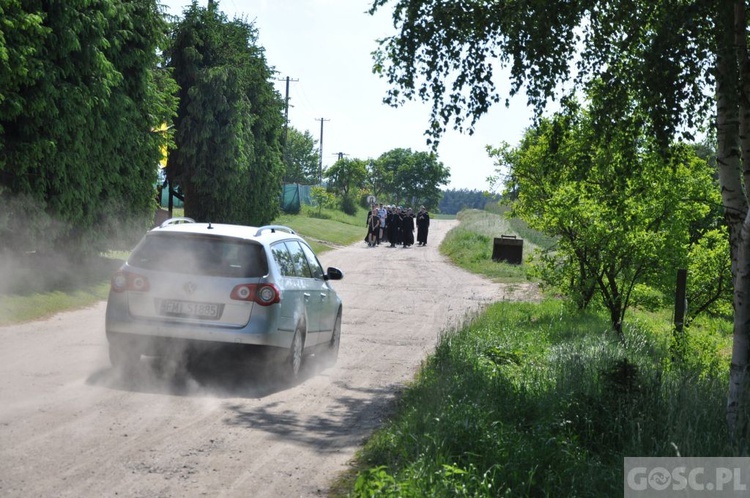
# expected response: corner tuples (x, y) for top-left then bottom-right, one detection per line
(0, 192), (155, 323)
(90, 343), (292, 399)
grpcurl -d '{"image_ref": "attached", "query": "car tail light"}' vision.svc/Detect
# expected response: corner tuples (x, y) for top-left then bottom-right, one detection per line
(111, 270), (150, 293)
(230, 283), (280, 306)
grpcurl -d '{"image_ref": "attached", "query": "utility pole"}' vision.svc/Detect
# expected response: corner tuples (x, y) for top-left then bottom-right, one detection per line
(317, 117), (329, 184)
(277, 76), (298, 168)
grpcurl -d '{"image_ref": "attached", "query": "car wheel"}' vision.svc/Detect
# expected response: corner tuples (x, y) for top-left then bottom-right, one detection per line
(283, 328), (304, 383)
(322, 310), (341, 368)
(109, 341), (141, 370)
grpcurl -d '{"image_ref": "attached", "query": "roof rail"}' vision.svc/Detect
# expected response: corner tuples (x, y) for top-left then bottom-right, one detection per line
(255, 225), (296, 236)
(159, 217), (195, 228)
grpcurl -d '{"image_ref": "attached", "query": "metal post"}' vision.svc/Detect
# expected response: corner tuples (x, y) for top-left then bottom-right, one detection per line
(317, 117), (329, 184)
(674, 268), (688, 332)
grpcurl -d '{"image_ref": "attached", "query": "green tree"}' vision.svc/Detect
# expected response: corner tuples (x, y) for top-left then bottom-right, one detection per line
(495, 100), (719, 337)
(0, 0), (175, 255)
(439, 189), (499, 215)
(370, 0), (750, 444)
(166, 2), (284, 225)
(370, 148), (449, 209)
(369, 148), (411, 203)
(284, 127), (320, 184)
(686, 228), (733, 324)
(310, 185), (336, 216)
(395, 150), (449, 210)
(324, 157), (367, 198)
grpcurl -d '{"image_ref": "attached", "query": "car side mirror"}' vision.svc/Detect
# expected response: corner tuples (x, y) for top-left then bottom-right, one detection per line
(324, 267), (343, 281)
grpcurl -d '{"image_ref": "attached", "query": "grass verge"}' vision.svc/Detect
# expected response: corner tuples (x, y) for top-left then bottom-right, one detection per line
(274, 205), (368, 254)
(345, 300), (731, 496)
(0, 285), (111, 326)
(0, 253), (124, 326)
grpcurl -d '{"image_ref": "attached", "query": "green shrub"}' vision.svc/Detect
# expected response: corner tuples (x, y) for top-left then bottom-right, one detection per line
(341, 194), (358, 216)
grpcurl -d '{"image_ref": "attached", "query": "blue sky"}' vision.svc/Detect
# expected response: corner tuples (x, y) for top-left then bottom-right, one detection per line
(161, 0), (534, 191)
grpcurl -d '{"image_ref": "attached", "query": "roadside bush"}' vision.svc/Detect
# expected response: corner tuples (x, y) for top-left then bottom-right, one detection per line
(0, 190), (63, 254)
(630, 283), (667, 312)
(340, 194), (357, 216)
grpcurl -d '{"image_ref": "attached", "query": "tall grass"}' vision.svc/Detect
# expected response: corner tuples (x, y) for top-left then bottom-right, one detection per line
(348, 300), (732, 497)
(484, 203), (558, 250)
(440, 209), (540, 282)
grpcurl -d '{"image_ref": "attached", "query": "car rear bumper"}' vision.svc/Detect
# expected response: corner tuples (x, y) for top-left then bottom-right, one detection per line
(105, 307), (293, 351)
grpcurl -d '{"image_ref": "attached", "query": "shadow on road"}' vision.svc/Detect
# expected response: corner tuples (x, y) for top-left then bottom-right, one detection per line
(222, 380), (402, 454)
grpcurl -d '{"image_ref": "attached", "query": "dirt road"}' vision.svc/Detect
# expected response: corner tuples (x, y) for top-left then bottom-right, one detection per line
(0, 219), (537, 497)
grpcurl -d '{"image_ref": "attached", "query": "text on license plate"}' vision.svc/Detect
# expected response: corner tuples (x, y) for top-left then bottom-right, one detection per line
(158, 300), (221, 319)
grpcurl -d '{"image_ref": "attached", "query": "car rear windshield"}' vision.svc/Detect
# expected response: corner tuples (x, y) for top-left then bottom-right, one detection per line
(128, 233), (268, 278)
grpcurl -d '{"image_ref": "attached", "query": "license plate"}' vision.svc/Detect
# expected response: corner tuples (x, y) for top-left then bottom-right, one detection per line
(158, 300), (221, 319)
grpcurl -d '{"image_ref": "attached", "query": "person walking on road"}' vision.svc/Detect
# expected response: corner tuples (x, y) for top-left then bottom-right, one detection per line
(366, 206), (380, 247)
(388, 206), (400, 247)
(416, 205), (430, 246)
(377, 203), (387, 244)
(401, 208), (415, 248)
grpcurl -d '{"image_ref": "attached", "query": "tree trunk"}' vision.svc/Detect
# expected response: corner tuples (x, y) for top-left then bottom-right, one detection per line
(719, 0), (750, 450)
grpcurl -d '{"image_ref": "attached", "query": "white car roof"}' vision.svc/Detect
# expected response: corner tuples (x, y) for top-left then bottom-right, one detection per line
(153, 219), (299, 244)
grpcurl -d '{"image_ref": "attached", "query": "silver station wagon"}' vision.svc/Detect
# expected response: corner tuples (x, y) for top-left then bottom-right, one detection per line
(105, 218), (344, 381)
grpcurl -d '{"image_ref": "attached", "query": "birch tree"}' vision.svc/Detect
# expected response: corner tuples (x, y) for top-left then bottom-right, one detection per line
(370, 0), (750, 447)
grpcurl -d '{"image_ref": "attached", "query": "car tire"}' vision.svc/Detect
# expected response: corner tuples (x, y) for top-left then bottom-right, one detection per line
(283, 328), (304, 383)
(109, 341), (141, 371)
(322, 310), (341, 368)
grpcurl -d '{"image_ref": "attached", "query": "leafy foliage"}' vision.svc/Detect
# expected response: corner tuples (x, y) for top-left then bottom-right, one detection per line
(165, 3), (284, 225)
(283, 127), (320, 184)
(309, 186), (336, 217)
(370, 0), (713, 148)
(324, 157), (368, 197)
(686, 228), (733, 322)
(0, 0), (176, 255)
(368, 148), (449, 210)
(493, 99), (720, 336)
(438, 188), (499, 215)
(369, 0), (750, 444)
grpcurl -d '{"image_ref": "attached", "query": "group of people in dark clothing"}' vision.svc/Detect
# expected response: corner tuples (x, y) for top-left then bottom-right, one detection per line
(365, 203), (430, 248)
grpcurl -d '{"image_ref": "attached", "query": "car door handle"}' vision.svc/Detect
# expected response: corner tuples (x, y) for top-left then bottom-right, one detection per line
(303, 293), (311, 300)
(319, 293), (327, 300)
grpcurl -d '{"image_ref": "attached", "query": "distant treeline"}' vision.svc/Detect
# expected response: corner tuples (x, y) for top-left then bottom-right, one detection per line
(439, 189), (501, 215)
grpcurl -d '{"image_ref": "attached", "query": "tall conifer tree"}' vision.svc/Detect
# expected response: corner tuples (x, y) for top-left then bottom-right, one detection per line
(166, 2), (285, 225)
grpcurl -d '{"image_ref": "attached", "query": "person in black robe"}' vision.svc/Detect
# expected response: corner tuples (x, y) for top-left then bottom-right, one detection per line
(416, 206), (430, 246)
(401, 208), (415, 247)
(366, 207), (380, 247)
(395, 208), (405, 246)
(387, 206), (399, 247)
